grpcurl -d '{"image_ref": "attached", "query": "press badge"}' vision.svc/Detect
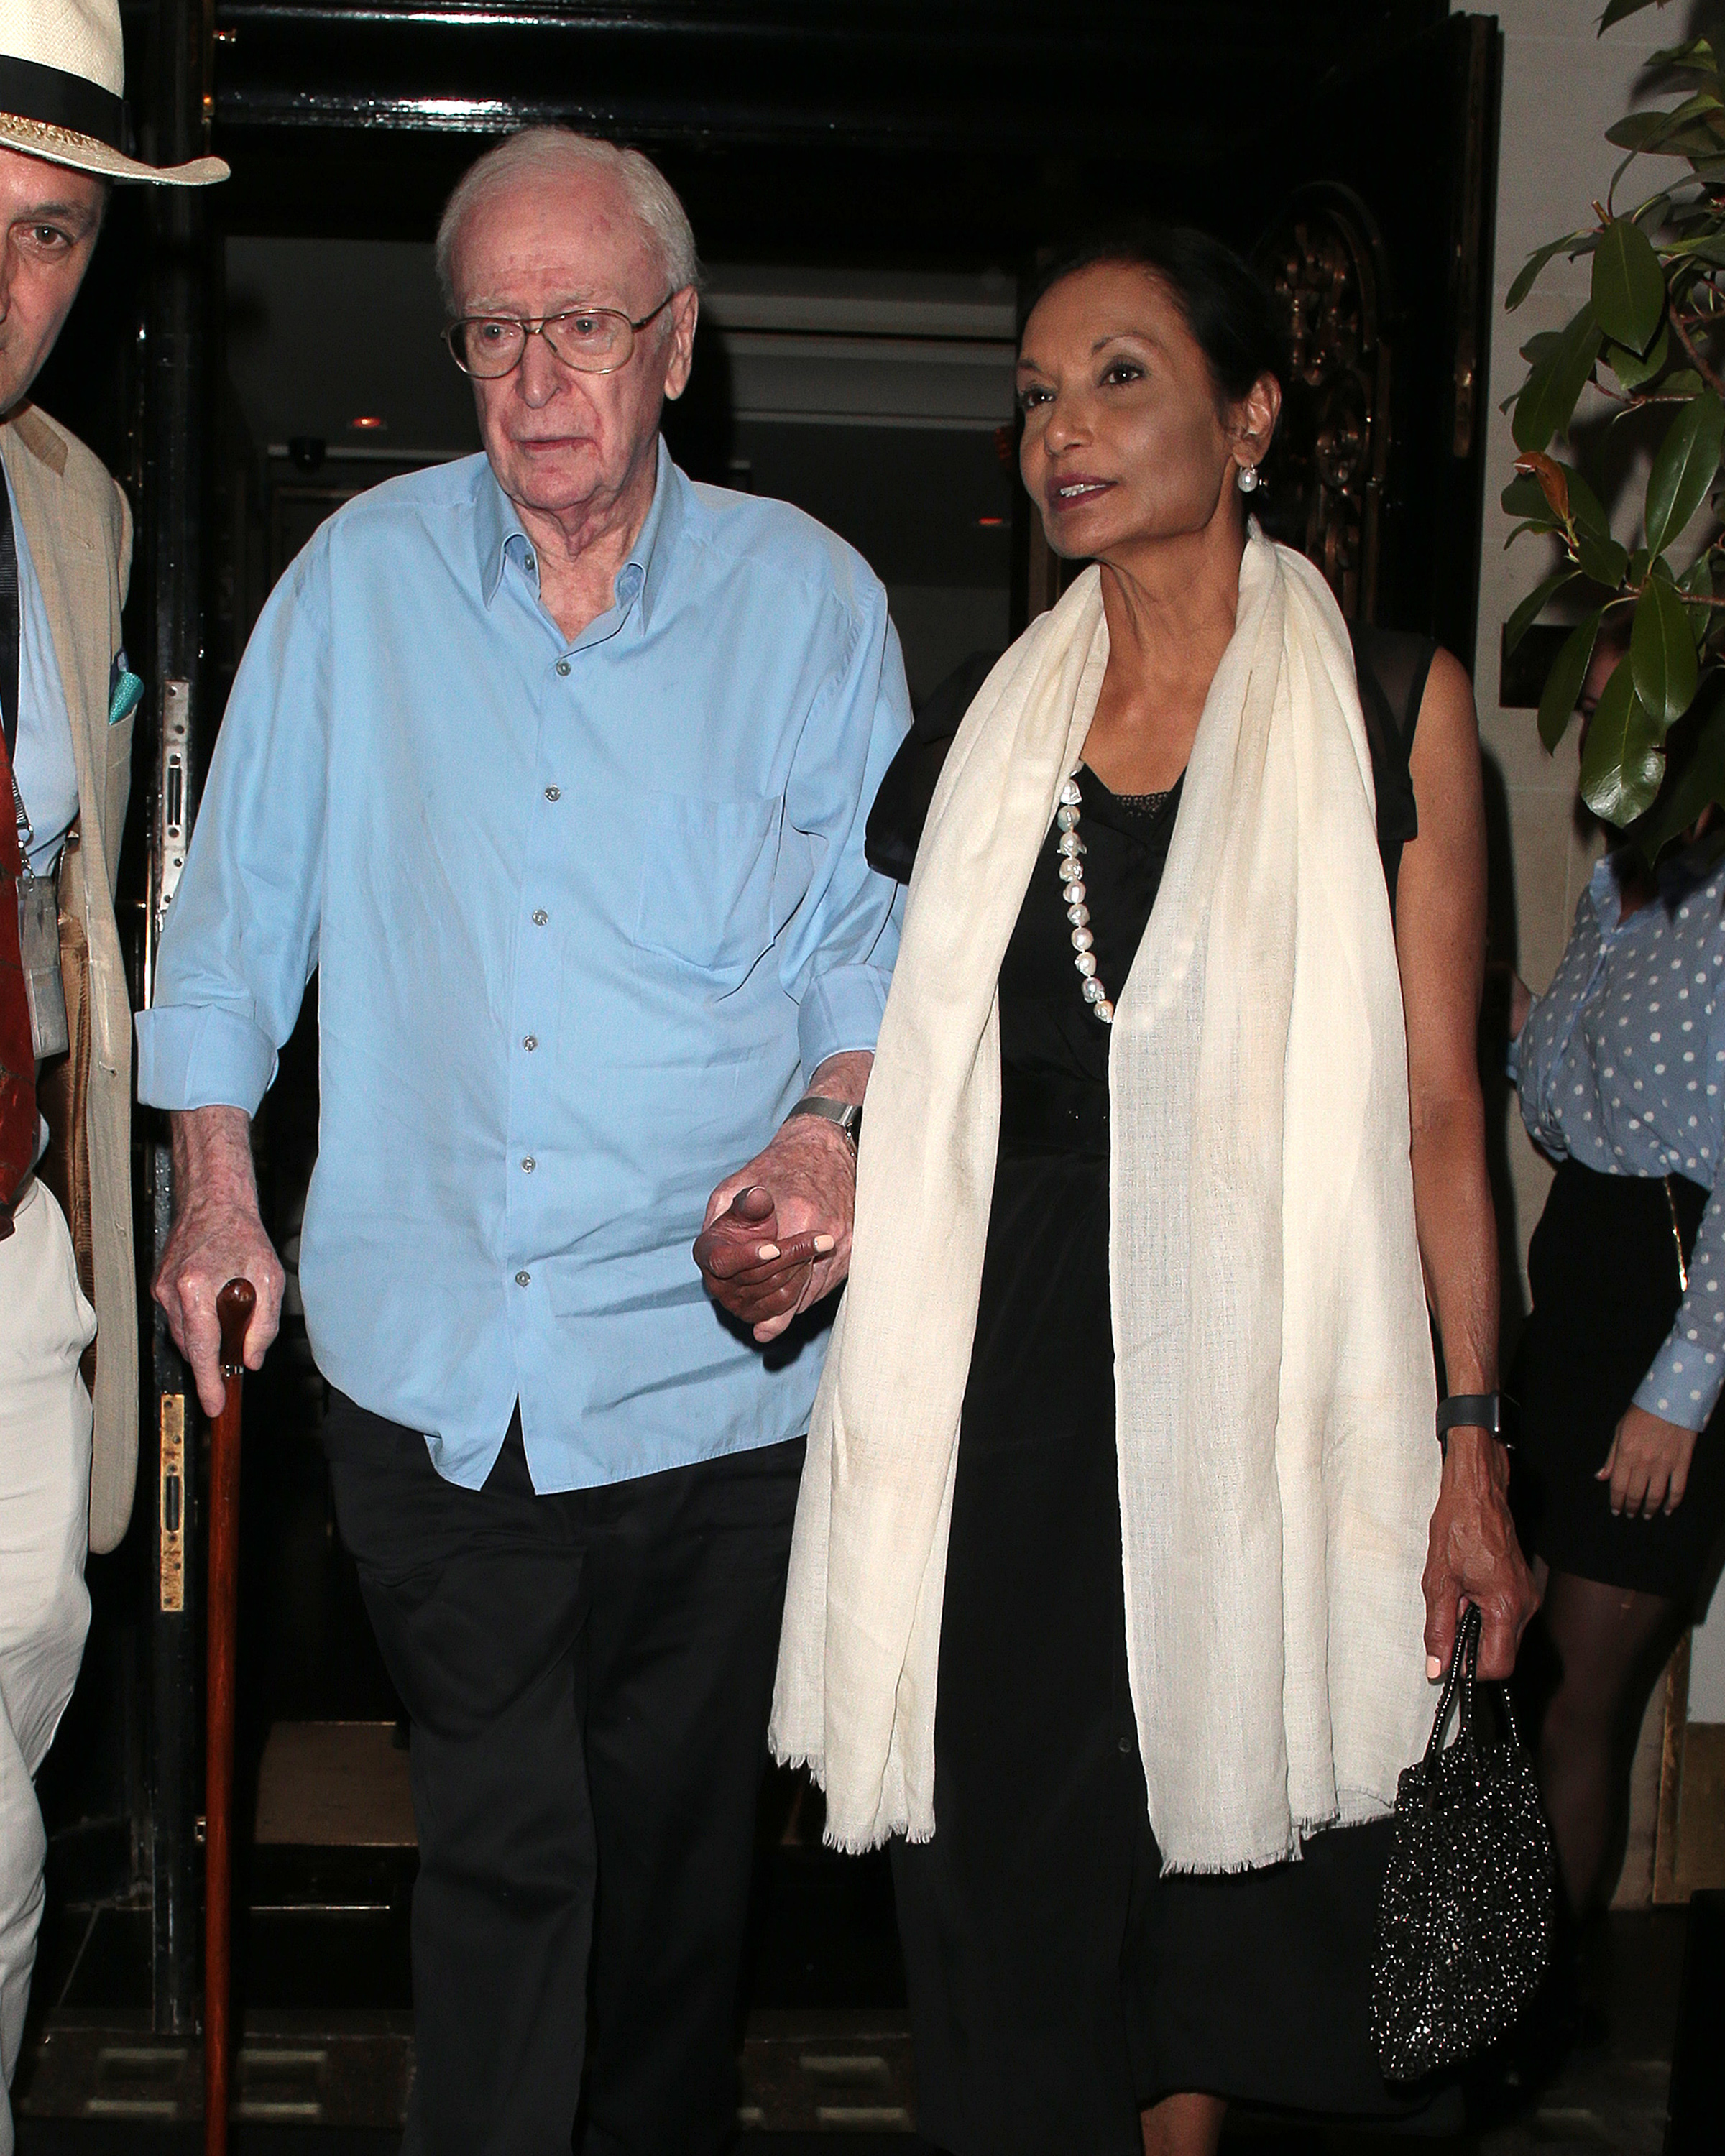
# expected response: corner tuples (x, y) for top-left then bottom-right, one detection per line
(17, 860), (67, 1060)
(10, 776), (67, 1061)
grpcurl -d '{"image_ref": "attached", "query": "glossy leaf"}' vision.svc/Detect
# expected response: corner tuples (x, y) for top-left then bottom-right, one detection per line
(1539, 611), (1606, 751)
(1644, 37), (1716, 71)
(1644, 390), (1725, 553)
(1593, 216), (1668, 349)
(1660, 368), (1706, 397)
(1512, 304), (1604, 452)
(1581, 657), (1666, 823)
(1605, 111), (1724, 157)
(1512, 450), (1571, 525)
(1505, 570), (1578, 659)
(1567, 466), (1611, 537)
(1632, 574), (1700, 724)
(1577, 530), (1631, 587)
(1635, 681), (1725, 857)
(1600, 0), (1664, 28)
(1519, 331), (1561, 366)
(1605, 317), (1670, 387)
(1501, 472), (1563, 528)
(1507, 235), (1580, 311)
(1631, 191), (1674, 230)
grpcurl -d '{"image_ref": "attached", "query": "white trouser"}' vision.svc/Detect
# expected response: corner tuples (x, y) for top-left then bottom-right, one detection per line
(0, 1180), (96, 2156)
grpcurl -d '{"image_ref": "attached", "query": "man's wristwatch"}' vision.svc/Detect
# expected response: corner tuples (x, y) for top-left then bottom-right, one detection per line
(1435, 1392), (1512, 1456)
(784, 1095), (862, 1150)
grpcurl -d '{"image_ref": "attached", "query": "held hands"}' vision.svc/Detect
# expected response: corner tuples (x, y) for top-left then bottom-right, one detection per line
(695, 1114), (856, 1343)
(152, 1105), (286, 1416)
(1599, 1403), (1698, 1518)
(1421, 1429), (1538, 1685)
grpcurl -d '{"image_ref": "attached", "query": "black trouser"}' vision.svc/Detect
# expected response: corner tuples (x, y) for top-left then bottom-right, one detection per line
(323, 1395), (804, 2156)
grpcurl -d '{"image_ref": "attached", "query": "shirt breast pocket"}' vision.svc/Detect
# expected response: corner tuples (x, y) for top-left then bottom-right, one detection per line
(634, 790), (783, 986)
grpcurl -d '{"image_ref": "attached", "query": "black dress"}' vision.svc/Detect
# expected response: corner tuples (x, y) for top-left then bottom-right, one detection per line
(870, 630), (1455, 2156)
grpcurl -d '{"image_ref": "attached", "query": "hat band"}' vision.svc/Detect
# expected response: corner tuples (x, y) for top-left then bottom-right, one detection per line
(0, 55), (124, 151)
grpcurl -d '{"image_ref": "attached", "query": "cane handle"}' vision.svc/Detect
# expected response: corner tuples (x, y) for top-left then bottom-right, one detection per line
(216, 1278), (256, 1381)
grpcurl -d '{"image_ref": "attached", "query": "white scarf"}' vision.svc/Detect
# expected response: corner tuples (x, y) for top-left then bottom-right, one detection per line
(770, 530), (1440, 1875)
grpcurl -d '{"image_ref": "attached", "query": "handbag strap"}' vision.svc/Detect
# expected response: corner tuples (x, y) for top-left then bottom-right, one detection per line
(1421, 1603), (1484, 1768)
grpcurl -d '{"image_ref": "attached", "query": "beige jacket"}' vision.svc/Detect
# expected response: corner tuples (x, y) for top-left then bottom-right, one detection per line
(4, 405), (137, 1554)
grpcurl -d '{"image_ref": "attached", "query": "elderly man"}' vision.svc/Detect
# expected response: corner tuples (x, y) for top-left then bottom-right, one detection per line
(139, 128), (907, 2155)
(0, 6), (225, 2147)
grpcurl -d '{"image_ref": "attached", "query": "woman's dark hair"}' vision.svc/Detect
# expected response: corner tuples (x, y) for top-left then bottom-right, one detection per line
(1018, 224), (1289, 410)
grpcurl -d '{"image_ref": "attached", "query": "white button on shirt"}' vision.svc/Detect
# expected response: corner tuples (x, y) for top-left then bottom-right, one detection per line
(1512, 849), (1725, 1430)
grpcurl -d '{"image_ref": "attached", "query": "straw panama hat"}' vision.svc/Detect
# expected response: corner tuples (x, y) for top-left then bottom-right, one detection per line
(0, 0), (227, 185)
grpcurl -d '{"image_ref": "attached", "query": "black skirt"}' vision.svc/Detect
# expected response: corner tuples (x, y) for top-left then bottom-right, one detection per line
(1512, 1157), (1725, 1601)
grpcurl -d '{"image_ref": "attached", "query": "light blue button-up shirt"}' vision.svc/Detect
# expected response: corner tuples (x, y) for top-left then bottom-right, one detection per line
(6, 457), (78, 875)
(1512, 850), (1725, 1431)
(137, 442), (909, 1491)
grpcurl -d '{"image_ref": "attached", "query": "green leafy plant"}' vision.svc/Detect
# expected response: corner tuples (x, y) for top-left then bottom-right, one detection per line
(1506, 0), (1725, 842)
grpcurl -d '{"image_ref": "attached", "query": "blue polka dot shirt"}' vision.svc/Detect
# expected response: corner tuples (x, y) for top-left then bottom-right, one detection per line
(1511, 850), (1725, 1432)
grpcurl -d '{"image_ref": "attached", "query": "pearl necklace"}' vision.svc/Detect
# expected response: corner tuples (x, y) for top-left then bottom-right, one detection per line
(1056, 772), (1113, 1025)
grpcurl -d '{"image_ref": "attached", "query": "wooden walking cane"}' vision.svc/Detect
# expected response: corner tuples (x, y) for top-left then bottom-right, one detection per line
(205, 1277), (256, 2156)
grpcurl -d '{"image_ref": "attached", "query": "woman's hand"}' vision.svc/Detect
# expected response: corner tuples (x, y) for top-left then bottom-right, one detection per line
(1598, 1404), (1699, 1517)
(693, 1158), (844, 1342)
(1422, 1429), (1538, 1682)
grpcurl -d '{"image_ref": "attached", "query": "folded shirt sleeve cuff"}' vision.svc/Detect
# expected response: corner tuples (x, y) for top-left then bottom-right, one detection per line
(1633, 1352), (1722, 1434)
(798, 963), (891, 1080)
(134, 1004), (278, 1117)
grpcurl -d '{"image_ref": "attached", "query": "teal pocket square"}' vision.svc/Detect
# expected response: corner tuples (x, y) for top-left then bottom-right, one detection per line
(108, 664), (144, 727)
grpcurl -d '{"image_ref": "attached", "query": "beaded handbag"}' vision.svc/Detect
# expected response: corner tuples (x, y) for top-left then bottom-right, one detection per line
(1370, 1603), (1555, 2082)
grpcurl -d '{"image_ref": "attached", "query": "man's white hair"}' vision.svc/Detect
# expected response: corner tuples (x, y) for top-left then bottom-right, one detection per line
(435, 127), (700, 313)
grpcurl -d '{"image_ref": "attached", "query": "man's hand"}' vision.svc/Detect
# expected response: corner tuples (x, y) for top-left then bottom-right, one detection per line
(1599, 1404), (1698, 1518)
(1422, 1429), (1537, 1684)
(695, 1054), (868, 1343)
(152, 1105), (286, 1416)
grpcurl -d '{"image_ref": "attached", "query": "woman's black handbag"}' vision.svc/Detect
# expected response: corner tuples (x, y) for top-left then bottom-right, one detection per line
(1369, 1603), (1555, 2081)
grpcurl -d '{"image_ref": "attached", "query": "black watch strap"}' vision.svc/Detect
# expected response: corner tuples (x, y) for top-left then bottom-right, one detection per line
(785, 1095), (862, 1148)
(1435, 1391), (1512, 1453)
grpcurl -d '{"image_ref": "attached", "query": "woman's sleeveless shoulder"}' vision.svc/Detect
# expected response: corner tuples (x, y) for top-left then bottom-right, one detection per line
(866, 648), (999, 883)
(1348, 622), (1434, 911)
(866, 624), (1439, 902)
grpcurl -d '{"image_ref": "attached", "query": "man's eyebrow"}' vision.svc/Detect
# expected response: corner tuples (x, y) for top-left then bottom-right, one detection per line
(15, 201), (100, 225)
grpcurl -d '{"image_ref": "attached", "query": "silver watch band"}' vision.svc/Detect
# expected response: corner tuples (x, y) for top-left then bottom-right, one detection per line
(784, 1095), (862, 1147)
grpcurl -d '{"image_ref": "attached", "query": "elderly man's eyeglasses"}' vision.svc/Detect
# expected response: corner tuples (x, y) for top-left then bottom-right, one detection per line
(442, 293), (676, 380)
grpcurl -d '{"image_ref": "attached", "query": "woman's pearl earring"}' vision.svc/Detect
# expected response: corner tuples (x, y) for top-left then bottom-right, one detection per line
(1237, 462), (1261, 494)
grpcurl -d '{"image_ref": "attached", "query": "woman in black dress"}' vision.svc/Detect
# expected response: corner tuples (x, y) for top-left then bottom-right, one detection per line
(767, 229), (1537, 2156)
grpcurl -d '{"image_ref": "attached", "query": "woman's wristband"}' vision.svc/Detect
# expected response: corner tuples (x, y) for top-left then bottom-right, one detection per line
(1436, 1392), (1512, 1456)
